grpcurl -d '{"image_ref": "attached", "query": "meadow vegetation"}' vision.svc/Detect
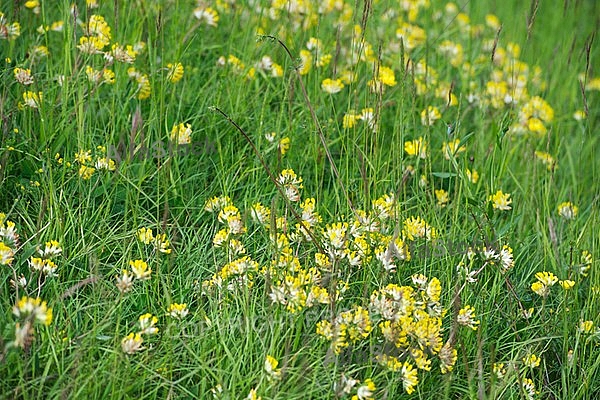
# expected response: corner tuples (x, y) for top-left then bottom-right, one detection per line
(1, 0), (599, 398)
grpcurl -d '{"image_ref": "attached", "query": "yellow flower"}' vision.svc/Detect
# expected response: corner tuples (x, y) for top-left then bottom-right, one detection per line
(438, 40), (463, 67)
(402, 216), (437, 240)
(95, 157), (116, 171)
(50, 21), (64, 31)
(485, 14), (501, 30)
(168, 303), (189, 319)
(0, 15), (21, 39)
(493, 362), (506, 378)
(522, 378), (538, 398)
(316, 54), (332, 68)
(85, 66), (106, 84)
(137, 227), (154, 244)
(527, 117), (547, 135)
(111, 43), (137, 63)
(523, 353), (541, 368)
(74, 150), (92, 164)
(167, 62), (184, 83)
(78, 165), (95, 180)
(409, 348), (431, 371)
(28, 257), (57, 276)
(193, 7), (219, 27)
(401, 362), (419, 394)
(343, 113), (359, 129)
(14, 68), (34, 85)
(531, 271), (557, 297)
(531, 281), (548, 297)
(439, 342), (457, 373)
(355, 378), (376, 399)
(559, 280), (575, 290)
(315, 252), (331, 270)
(87, 15), (111, 42)
(586, 77), (600, 91)
(277, 169), (303, 202)
(264, 355), (281, 380)
(37, 240), (62, 258)
(321, 78), (344, 94)
(0, 242), (15, 265)
(116, 270), (134, 293)
(205, 195), (232, 213)
(77, 36), (105, 54)
(271, 63), (283, 77)
(12, 296), (53, 326)
(573, 110), (587, 121)
(299, 50), (312, 75)
(442, 139), (466, 159)
(421, 106), (441, 126)
(377, 66), (397, 86)
(170, 123), (192, 145)
(579, 250), (592, 277)
(535, 271), (558, 286)
(578, 320), (594, 334)
(424, 278), (441, 302)
(279, 137), (290, 155)
(22, 91), (42, 108)
(246, 388), (261, 400)
(488, 190), (512, 211)
(396, 22), (427, 50)
(435, 189), (449, 207)
(25, 1), (40, 11)
(130, 259), (151, 280)
(135, 74), (151, 99)
(457, 305), (480, 330)
(96, 68), (115, 84)
(154, 233), (172, 254)
(520, 96), (554, 123)
(486, 81), (508, 108)
(534, 150), (557, 171)
(404, 137), (427, 159)
(466, 168), (479, 184)
(138, 313), (159, 335)
(121, 332), (144, 354)
(557, 202), (578, 219)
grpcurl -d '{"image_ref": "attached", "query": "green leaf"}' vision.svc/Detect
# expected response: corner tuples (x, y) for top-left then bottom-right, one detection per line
(432, 172), (457, 178)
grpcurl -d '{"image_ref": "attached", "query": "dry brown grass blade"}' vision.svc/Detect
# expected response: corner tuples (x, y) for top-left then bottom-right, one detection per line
(59, 276), (100, 300)
(491, 25), (502, 64)
(527, 0), (540, 41)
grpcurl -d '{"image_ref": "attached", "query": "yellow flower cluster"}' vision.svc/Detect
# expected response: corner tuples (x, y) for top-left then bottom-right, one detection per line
(316, 306), (372, 353)
(170, 123), (193, 145)
(342, 108), (377, 132)
(28, 240), (63, 277)
(0, 213), (19, 266)
(557, 201), (578, 220)
(488, 190), (512, 211)
(121, 313), (160, 354)
(11, 296), (53, 349)
(136, 227), (172, 254)
(115, 228), (171, 294)
(0, 12), (21, 40)
(73, 147), (117, 180)
(78, 15), (111, 53)
(531, 271), (558, 297)
(217, 54), (256, 80)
